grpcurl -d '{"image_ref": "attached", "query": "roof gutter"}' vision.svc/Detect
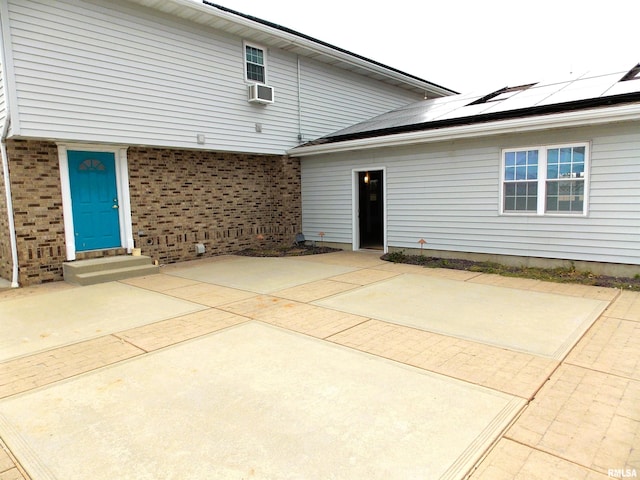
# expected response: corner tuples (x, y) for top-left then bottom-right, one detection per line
(289, 102), (640, 157)
(0, 5), (19, 287)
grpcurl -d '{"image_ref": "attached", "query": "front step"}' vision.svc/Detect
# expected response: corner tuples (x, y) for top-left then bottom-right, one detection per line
(63, 255), (159, 286)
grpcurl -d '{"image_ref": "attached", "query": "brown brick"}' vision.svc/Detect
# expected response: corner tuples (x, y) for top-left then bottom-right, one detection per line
(2, 141), (302, 285)
(127, 147), (301, 264)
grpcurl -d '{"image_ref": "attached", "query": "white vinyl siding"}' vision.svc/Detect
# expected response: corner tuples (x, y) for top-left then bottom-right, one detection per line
(299, 58), (421, 141)
(301, 121), (640, 265)
(5, 0), (422, 154)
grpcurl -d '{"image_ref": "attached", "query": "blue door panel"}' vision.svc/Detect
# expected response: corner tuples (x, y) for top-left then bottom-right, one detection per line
(68, 151), (121, 251)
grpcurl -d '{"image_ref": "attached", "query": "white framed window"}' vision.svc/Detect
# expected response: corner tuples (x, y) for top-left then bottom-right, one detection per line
(501, 143), (589, 215)
(244, 42), (266, 83)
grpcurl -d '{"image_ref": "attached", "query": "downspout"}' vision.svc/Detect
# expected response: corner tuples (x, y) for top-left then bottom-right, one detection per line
(0, 4), (19, 287)
(297, 55), (303, 142)
(1, 120), (18, 287)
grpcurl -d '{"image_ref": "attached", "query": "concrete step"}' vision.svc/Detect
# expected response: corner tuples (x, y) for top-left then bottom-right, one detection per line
(64, 255), (159, 286)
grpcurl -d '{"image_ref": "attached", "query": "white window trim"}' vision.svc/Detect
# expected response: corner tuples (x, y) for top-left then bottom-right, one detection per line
(243, 41), (267, 84)
(499, 142), (590, 217)
(57, 143), (134, 260)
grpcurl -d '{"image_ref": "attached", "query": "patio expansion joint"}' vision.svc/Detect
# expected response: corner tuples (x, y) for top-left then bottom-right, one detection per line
(500, 435), (615, 478)
(464, 400), (533, 479)
(117, 281), (254, 309)
(269, 279), (357, 302)
(321, 318), (374, 340)
(1, 436), (30, 480)
(562, 360), (638, 383)
(111, 333), (153, 354)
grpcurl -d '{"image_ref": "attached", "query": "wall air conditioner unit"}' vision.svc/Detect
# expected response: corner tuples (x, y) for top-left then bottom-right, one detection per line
(248, 83), (274, 104)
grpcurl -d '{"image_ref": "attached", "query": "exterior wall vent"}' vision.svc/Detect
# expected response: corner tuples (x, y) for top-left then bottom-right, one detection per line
(248, 84), (274, 104)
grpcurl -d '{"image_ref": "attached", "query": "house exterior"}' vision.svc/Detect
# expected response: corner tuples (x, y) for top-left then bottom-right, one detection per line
(0, 0), (453, 286)
(292, 68), (640, 276)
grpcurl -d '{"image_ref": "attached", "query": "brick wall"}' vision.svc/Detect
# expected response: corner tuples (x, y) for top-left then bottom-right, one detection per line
(127, 147), (301, 263)
(0, 152), (11, 282)
(5, 140), (302, 285)
(5, 139), (66, 285)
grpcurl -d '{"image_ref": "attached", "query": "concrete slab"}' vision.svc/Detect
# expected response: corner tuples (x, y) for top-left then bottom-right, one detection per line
(567, 316), (640, 381)
(166, 256), (357, 293)
(470, 438), (611, 480)
(119, 273), (201, 292)
(160, 282), (257, 307)
(315, 274), (609, 359)
(506, 364), (640, 476)
(328, 319), (558, 400)
(0, 281), (76, 303)
(290, 250), (388, 268)
(604, 290), (640, 321)
(0, 322), (524, 480)
(272, 279), (358, 303)
(220, 295), (369, 339)
(0, 282), (206, 361)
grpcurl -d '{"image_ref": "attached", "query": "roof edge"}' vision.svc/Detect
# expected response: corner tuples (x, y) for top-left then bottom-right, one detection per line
(201, 1), (457, 96)
(289, 99), (640, 157)
(304, 92), (640, 147)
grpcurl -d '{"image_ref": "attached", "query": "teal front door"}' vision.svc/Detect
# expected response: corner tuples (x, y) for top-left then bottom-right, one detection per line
(68, 150), (121, 251)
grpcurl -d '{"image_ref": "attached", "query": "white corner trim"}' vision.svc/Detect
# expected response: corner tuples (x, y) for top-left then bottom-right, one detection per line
(1, 133), (19, 287)
(57, 145), (76, 260)
(289, 103), (640, 157)
(116, 147), (135, 251)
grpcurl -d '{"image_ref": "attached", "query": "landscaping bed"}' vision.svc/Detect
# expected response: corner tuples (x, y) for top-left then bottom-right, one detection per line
(235, 244), (640, 291)
(235, 244), (341, 257)
(381, 251), (640, 291)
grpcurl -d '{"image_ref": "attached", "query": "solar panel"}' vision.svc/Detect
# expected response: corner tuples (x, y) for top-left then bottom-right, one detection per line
(322, 66), (640, 141)
(537, 73), (625, 106)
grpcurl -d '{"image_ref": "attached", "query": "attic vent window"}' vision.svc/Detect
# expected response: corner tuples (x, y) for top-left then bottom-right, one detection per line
(620, 64), (640, 81)
(468, 83), (536, 105)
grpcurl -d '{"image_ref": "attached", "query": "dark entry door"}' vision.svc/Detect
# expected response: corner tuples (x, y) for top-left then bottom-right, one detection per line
(358, 170), (384, 249)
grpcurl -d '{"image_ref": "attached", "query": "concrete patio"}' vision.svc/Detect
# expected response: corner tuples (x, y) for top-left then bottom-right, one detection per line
(0, 251), (638, 479)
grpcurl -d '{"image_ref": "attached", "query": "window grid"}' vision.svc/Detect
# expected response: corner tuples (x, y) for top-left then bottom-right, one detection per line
(544, 146), (585, 213)
(501, 144), (588, 215)
(245, 45), (265, 83)
(503, 150), (539, 212)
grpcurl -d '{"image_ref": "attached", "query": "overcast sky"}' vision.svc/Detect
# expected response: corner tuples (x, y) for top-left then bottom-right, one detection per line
(219, 0), (639, 94)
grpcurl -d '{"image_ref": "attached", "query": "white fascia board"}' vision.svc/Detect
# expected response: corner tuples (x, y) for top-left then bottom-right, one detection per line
(132, 0), (450, 97)
(289, 103), (640, 157)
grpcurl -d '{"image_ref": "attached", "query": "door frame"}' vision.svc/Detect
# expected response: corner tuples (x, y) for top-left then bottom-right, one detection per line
(352, 166), (387, 253)
(58, 143), (134, 261)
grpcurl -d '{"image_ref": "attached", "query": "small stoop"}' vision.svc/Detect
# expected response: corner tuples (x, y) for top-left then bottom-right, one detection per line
(63, 255), (159, 286)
